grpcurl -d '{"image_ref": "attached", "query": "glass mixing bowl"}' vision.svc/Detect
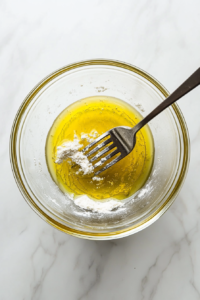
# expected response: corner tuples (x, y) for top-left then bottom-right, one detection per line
(10, 60), (190, 240)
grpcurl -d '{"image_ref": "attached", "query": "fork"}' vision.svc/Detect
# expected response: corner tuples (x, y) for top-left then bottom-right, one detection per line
(83, 67), (200, 176)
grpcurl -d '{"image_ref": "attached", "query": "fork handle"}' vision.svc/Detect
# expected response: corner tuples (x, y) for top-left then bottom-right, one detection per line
(133, 67), (200, 133)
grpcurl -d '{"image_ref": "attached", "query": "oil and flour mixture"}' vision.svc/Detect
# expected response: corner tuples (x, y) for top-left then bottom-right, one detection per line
(46, 96), (154, 212)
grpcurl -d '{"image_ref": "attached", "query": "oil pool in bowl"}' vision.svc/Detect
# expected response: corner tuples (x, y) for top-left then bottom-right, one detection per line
(46, 96), (154, 203)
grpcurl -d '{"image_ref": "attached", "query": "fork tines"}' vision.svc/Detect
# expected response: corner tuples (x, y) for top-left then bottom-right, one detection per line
(83, 132), (122, 175)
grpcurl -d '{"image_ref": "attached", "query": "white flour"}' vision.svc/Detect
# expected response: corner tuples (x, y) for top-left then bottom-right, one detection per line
(80, 133), (93, 143)
(74, 195), (124, 213)
(92, 176), (103, 181)
(81, 130), (98, 143)
(55, 135), (93, 175)
(55, 132), (124, 213)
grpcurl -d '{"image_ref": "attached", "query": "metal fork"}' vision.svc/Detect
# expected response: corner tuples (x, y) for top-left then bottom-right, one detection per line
(83, 67), (200, 176)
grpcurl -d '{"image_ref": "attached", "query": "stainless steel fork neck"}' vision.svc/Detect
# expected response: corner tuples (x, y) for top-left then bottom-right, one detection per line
(132, 67), (200, 134)
(112, 127), (136, 153)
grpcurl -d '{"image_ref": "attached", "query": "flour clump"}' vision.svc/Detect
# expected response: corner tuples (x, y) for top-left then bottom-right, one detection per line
(55, 134), (93, 175)
(74, 195), (124, 213)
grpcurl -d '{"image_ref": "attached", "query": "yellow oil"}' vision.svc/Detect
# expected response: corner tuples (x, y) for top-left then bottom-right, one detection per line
(46, 96), (154, 200)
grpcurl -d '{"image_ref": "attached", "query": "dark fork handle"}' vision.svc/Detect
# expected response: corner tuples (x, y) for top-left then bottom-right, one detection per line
(134, 67), (200, 133)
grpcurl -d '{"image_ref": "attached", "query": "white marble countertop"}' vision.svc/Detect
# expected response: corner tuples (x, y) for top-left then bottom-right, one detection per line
(1, 0), (200, 299)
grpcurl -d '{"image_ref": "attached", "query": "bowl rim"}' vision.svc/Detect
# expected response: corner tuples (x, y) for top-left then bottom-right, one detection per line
(10, 59), (190, 240)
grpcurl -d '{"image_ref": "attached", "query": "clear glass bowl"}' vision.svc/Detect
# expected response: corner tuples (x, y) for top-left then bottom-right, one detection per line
(10, 60), (190, 240)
